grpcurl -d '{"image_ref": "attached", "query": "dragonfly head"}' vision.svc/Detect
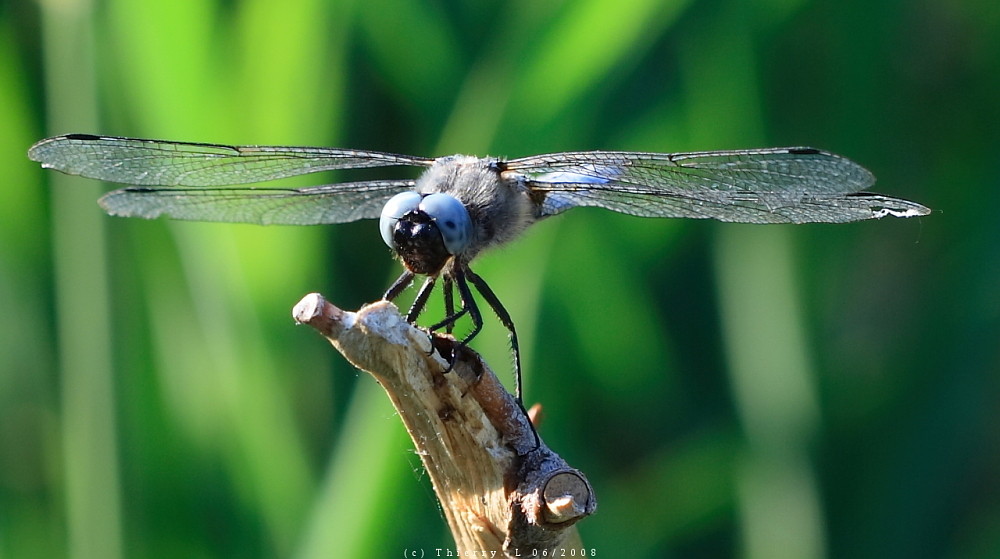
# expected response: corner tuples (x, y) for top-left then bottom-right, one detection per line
(380, 191), (473, 274)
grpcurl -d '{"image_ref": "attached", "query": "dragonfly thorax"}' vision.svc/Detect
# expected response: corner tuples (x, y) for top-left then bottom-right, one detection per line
(416, 155), (538, 260)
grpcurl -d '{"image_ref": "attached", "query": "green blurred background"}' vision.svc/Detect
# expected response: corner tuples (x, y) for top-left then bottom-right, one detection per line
(2, 0), (997, 557)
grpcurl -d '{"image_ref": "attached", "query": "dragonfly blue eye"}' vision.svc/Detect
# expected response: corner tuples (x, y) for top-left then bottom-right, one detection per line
(380, 191), (423, 249)
(420, 193), (472, 255)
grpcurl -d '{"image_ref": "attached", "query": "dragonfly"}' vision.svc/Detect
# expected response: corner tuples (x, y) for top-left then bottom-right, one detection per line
(29, 133), (930, 401)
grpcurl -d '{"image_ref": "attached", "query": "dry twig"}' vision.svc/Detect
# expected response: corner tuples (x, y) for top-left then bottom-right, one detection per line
(293, 294), (596, 556)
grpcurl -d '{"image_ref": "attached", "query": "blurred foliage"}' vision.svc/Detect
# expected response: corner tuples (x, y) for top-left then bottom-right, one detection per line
(2, 0), (998, 558)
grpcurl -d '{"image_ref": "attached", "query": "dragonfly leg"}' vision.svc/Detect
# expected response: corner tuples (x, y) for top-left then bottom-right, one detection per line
(394, 266), (538, 450)
(465, 268), (523, 404)
(406, 276), (437, 323)
(425, 267), (481, 374)
(442, 276), (455, 334)
(428, 267), (475, 335)
(383, 270), (415, 301)
(462, 269), (537, 450)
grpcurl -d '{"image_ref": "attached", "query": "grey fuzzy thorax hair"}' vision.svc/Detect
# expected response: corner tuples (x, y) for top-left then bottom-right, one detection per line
(414, 155), (538, 262)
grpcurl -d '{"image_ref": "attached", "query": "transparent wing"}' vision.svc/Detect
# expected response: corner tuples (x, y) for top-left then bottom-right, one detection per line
(509, 147), (930, 224)
(98, 180), (416, 225)
(28, 134), (434, 186)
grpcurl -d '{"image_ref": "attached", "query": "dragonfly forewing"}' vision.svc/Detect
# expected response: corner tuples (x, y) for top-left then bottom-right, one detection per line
(28, 134), (434, 187)
(516, 147), (929, 222)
